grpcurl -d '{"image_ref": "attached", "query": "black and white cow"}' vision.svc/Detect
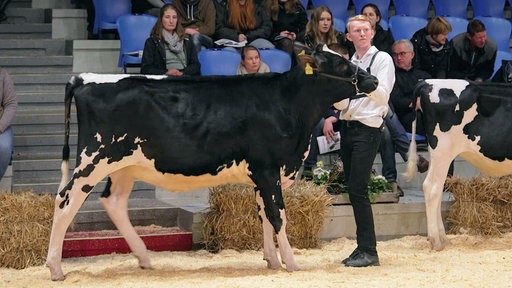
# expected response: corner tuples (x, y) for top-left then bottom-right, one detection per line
(404, 79), (512, 251)
(46, 46), (378, 281)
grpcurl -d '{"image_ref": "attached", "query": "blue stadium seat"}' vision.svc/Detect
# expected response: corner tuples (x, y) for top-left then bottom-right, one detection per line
(389, 16), (428, 41)
(432, 0), (468, 18)
(393, 0), (430, 19)
(474, 16), (512, 52)
(353, 0), (391, 23)
(444, 17), (469, 40)
(311, 0), (350, 22)
(198, 49), (241, 76)
(406, 132), (427, 142)
(117, 14), (157, 73)
(333, 17), (346, 33)
(470, 0), (506, 18)
(92, 0), (131, 38)
(259, 49), (292, 73)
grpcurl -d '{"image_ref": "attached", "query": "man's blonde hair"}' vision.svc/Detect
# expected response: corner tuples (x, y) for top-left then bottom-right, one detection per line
(346, 14), (372, 33)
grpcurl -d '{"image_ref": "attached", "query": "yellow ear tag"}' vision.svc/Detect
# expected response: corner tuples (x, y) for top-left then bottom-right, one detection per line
(305, 63), (313, 75)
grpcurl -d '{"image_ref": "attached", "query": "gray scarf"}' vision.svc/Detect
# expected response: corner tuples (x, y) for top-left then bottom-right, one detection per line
(163, 29), (184, 53)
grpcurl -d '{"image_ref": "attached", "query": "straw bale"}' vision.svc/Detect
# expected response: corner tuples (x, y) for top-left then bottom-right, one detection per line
(446, 176), (512, 236)
(0, 191), (54, 269)
(203, 181), (332, 252)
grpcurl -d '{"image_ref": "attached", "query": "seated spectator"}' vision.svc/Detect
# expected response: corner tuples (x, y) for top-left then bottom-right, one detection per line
(215, 0), (274, 50)
(141, 3), (200, 76)
(0, 67), (16, 181)
(411, 16), (452, 79)
(265, 0), (308, 60)
(303, 5), (349, 54)
(381, 39), (430, 195)
(302, 44), (348, 180)
(174, 0), (216, 52)
(349, 3), (394, 55)
(236, 45), (270, 74)
(448, 19), (497, 82)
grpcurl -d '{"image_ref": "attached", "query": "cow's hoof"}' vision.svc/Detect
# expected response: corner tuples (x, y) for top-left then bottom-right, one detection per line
(428, 237), (445, 251)
(139, 262), (154, 270)
(285, 263), (300, 272)
(47, 264), (65, 281)
(265, 259), (282, 270)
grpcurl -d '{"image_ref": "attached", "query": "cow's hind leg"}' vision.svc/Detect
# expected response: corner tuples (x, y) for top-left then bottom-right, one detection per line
(100, 172), (152, 270)
(47, 176), (99, 281)
(423, 153), (452, 251)
(253, 172), (299, 272)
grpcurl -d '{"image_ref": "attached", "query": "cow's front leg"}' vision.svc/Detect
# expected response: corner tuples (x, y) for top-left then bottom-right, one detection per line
(252, 171), (299, 272)
(255, 191), (281, 269)
(100, 173), (152, 270)
(47, 183), (90, 281)
(423, 153), (451, 251)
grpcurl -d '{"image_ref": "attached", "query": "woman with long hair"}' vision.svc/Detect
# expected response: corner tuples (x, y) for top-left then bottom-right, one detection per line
(215, 0), (274, 49)
(141, 3), (200, 75)
(304, 5), (348, 53)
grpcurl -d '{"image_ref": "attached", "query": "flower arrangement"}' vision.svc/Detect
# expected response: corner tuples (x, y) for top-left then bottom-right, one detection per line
(312, 159), (391, 203)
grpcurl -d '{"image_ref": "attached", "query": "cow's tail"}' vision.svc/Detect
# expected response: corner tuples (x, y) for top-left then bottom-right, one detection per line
(403, 117), (419, 181)
(58, 75), (82, 192)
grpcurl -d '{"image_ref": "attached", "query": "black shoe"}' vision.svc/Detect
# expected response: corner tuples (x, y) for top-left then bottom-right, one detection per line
(344, 251), (380, 267)
(341, 248), (360, 264)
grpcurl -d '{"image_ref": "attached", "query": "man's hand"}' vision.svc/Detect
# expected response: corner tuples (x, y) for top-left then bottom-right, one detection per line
(323, 116), (338, 143)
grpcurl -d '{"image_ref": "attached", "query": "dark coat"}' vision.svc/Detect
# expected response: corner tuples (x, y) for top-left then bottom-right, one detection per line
(270, 3), (308, 43)
(390, 67), (431, 134)
(141, 34), (200, 76)
(410, 28), (451, 79)
(448, 33), (497, 81)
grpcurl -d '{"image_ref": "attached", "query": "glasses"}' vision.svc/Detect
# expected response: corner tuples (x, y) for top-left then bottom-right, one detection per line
(392, 51), (412, 58)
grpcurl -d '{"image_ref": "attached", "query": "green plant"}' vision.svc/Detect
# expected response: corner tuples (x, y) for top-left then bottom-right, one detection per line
(313, 160), (391, 203)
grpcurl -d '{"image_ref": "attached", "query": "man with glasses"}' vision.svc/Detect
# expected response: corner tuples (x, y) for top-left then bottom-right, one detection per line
(379, 40), (431, 196)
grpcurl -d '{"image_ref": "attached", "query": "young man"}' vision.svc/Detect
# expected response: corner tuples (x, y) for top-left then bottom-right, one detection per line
(323, 14), (395, 267)
(173, 0), (216, 52)
(448, 19), (497, 82)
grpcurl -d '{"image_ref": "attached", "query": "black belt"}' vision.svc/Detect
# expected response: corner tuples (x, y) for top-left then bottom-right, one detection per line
(343, 120), (383, 130)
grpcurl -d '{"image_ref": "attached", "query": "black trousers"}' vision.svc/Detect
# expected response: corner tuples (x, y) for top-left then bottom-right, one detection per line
(340, 120), (382, 254)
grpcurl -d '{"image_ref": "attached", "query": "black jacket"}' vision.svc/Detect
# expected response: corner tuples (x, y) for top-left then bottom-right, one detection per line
(390, 67), (431, 134)
(141, 34), (200, 75)
(448, 32), (497, 81)
(214, 1), (272, 42)
(270, 3), (308, 43)
(410, 28), (451, 79)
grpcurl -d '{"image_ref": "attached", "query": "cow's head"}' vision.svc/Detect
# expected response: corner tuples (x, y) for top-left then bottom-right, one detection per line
(310, 44), (378, 94)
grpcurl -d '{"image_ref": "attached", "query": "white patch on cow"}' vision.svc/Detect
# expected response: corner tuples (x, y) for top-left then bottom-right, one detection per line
(94, 133), (101, 143)
(134, 137), (145, 144)
(322, 44), (343, 58)
(79, 73), (168, 85)
(425, 79), (469, 103)
(116, 133), (128, 142)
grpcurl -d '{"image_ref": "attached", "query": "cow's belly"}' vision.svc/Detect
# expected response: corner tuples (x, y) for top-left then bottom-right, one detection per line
(122, 160), (256, 192)
(459, 151), (512, 177)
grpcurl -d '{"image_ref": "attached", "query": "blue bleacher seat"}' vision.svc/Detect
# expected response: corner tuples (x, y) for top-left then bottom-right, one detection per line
(445, 17), (469, 40)
(198, 49), (241, 76)
(92, 0), (131, 38)
(389, 16), (428, 41)
(432, 0), (469, 18)
(474, 16), (512, 52)
(393, 0), (430, 19)
(117, 14), (157, 73)
(470, 0), (506, 18)
(258, 49), (292, 73)
(333, 17), (346, 33)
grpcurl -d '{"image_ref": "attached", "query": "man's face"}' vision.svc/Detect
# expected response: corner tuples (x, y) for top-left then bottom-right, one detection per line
(468, 31), (487, 49)
(392, 43), (414, 70)
(346, 20), (374, 49)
